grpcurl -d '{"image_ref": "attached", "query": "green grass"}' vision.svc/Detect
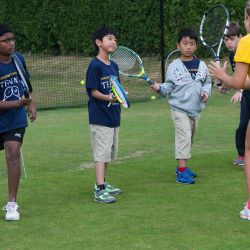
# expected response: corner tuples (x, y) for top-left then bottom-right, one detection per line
(0, 90), (249, 250)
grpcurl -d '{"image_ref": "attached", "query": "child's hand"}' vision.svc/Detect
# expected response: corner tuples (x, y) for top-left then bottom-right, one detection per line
(19, 95), (32, 106)
(231, 91), (242, 103)
(150, 83), (160, 93)
(108, 92), (117, 103)
(201, 92), (209, 103)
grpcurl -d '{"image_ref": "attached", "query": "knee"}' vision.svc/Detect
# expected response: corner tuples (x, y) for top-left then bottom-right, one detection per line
(5, 147), (20, 165)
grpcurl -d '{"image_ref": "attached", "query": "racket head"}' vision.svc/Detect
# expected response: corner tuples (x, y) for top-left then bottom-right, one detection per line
(164, 50), (198, 81)
(199, 4), (230, 57)
(165, 50), (180, 70)
(110, 75), (130, 109)
(109, 46), (148, 81)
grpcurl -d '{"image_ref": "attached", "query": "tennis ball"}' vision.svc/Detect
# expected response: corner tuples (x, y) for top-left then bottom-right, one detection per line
(80, 80), (85, 85)
(150, 95), (156, 100)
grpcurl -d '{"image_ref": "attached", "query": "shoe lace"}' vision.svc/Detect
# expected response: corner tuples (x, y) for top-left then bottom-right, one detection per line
(3, 203), (19, 212)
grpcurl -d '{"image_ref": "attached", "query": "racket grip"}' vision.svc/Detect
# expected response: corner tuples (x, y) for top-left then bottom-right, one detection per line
(147, 79), (155, 85)
(213, 60), (222, 86)
(24, 91), (30, 98)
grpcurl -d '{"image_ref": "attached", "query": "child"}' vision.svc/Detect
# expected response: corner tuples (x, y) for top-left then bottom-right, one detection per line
(0, 24), (36, 220)
(151, 28), (212, 184)
(85, 26), (122, 203)
(224, 21), (250, 167)
(209, 0), (250, 220)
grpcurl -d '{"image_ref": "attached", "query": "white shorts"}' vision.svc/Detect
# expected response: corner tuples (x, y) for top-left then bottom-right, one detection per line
(90, 125), (119, 162)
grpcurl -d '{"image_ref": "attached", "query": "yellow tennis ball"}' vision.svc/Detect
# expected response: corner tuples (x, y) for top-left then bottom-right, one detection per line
(150, 95), (156, 100)
(80, 80), (85, 85)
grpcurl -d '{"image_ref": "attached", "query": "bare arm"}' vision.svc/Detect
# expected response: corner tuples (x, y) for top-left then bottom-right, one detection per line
(0, 97), (31, 110)
(208, 61), (250, 89)
(27, 93), (36, 122)
(91, 89), (117, 103)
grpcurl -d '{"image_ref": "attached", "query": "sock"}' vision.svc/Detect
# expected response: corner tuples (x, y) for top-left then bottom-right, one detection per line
(178, 167), (187, 173)
(97, 184), (105, 191)
(239, 155), (244, 160)
(247, 200), (250, 210)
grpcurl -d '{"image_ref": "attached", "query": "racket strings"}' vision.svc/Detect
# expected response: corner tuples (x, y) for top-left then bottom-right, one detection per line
(110, 48), (142, 75)
(110, 77), (129, 108)
(202, 7), (228, 46)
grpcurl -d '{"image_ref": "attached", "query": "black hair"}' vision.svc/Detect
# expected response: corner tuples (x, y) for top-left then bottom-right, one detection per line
(92, 26), (117, 51)
(177, 28), (197, 43)
(0, 24), (12, 37)
(225, 21), (241, 37)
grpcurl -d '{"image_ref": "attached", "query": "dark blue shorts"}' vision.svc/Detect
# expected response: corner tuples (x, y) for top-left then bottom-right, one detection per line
(0, 127), (26, 150)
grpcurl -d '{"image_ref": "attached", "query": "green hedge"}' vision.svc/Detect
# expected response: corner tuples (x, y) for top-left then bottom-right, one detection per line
(0, 0), (247, 57)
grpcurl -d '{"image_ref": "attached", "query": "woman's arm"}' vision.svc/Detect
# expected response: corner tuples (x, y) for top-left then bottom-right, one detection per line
(209, 61), (250, 89)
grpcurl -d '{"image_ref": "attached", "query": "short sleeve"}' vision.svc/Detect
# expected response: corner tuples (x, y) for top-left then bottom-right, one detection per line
(234, 35), (250, 64)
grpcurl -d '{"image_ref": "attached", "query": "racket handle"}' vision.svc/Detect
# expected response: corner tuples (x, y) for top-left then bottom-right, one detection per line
(147, 79), (155, 85)
(213, 60), (222, 86)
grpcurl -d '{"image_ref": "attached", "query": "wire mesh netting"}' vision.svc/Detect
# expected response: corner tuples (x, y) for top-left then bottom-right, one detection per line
(25, 54), (161, 110)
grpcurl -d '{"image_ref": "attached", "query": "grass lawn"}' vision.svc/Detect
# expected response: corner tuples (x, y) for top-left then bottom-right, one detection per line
(0, 90), (249, 250)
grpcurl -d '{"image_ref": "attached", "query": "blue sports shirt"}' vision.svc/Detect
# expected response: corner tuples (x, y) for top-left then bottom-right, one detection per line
(0, 52), (29, 133)
(86, 57), (121, 127)
(229, 52), (236, 72)
(182, 57), (200, 79)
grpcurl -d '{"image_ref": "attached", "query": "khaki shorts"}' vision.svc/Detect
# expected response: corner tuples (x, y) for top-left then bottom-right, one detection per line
(171, 109), (199, 159)
(90, 125), (119, 162)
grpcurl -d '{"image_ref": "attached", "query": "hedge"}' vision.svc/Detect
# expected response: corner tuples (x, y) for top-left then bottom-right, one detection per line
(0, 0), (247, 57)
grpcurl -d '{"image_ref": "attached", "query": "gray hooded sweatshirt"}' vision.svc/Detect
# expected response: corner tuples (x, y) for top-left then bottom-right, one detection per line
(158, 58), (212, 117)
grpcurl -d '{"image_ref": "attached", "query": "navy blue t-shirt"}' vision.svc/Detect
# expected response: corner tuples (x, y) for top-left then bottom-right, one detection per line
(182, 57), (200, 79)
(0, 52), (29, 133)
(86, 57), (121, 127)
(229, 52), (236, 72)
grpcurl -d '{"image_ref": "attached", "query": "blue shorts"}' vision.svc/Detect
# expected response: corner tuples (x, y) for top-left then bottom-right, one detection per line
(0, 127), (26, 150)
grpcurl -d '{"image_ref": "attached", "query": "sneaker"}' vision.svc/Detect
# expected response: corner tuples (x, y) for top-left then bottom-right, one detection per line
(233, 156), (244, 166)
(3, 202), (20, 221)
(176, 167), (197, 178)
(104, 182), (122, 195)
(240, 204), (250, 220)
(176, 169), (195, 184)
(94, 189), (116, 203)
(94, 182), (122, 195)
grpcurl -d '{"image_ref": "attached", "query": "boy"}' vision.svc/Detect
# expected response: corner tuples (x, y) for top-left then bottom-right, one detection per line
(0, 24), (36, 220)
(86, 26), (122, 203)
(224, 21), (250, 167)
(151, 28), (211, 184)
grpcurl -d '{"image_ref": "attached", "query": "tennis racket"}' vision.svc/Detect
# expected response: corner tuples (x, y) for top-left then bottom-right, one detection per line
(109, 46), (155, 85)
(199, 4), (230, 93)
(109, 75), (130, 109)
(164, 50), (198, 80)
(164, 49), (180, 81)
(12, 54), (32, 98)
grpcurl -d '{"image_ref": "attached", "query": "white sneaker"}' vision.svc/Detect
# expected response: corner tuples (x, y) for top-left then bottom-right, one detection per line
(240, 204), (250, 220)
(3, 202), (20, 221)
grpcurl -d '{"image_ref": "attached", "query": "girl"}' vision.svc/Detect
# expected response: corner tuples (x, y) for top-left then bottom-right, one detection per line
(209, 1), (250, 220)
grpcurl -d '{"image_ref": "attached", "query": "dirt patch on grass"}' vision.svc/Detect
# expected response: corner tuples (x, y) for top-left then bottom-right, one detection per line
(79, 150), (152, 170)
